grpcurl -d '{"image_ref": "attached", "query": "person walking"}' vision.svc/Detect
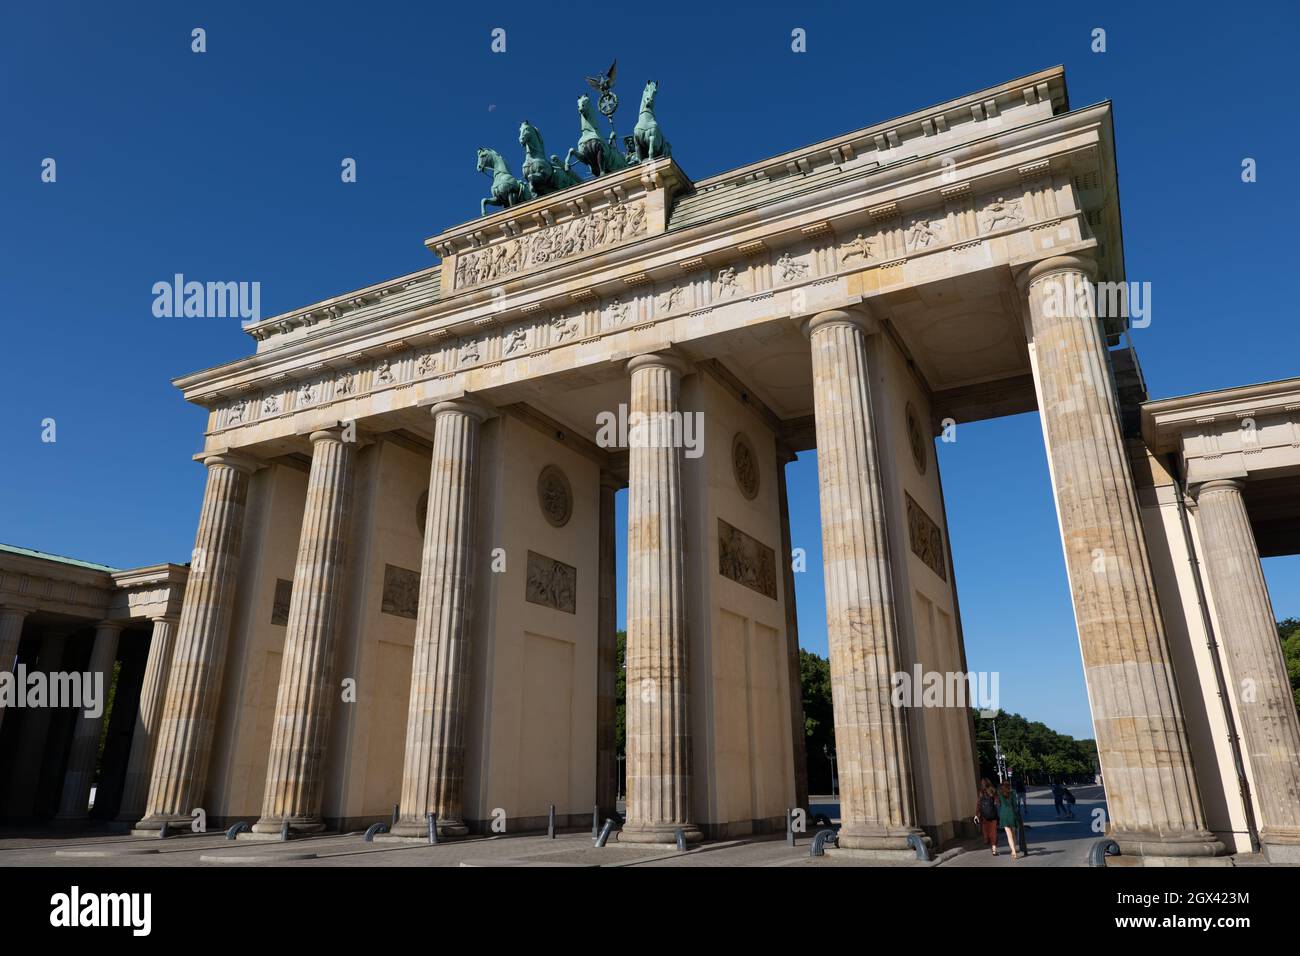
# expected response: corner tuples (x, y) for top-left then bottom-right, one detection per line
(975, 778), (1000, 856)
(1062, 785), (1077, 819)
(1051, 780), (1065, 818)
(1013, 774), (1027, 817)
(998, 780), (1023, 860)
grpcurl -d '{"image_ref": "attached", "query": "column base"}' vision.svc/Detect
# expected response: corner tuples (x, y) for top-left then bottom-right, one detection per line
(251, 815), (326, 835)
(617, 822), (703, 846)
(390, 816), (468, 839)
(1112, 828), (1225, 860)
(1260, 827), (1300, 865)
(837, 822), (927, 853)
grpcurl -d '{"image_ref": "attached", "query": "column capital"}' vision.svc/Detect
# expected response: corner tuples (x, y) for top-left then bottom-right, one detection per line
(1194, 478), (1246, 499)
(308, 424), (363, 446)
(1015, 253), (1098, 293)
(202, 451), (261, 474)
(431, 397), (491, 422)
(0, 604), (36, 619)
(627, 349), (688, 377)
(801, 304), (878, 339)
(93, 619), (126, 635)
(149, 614), (180, 627)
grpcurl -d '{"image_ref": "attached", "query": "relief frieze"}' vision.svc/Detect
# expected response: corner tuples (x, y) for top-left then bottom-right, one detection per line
(453, 199), (647, 290)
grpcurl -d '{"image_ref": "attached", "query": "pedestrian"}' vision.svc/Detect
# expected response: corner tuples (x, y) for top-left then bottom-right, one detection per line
(1062, 786), (1077, 819)
(998, 781), (1022, 860)
(1013, 774), (1027, 817)
(1051, 780), (1065, 818)
(975, 778), (1000, 856)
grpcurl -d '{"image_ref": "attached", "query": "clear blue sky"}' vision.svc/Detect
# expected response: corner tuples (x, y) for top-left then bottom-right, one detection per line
(2, 1), (1296, 740)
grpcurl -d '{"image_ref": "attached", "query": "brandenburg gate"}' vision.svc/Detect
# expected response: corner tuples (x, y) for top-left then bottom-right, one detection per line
(88, 65), (1298, 862)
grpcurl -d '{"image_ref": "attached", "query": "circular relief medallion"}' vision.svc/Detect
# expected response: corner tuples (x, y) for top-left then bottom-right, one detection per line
(732, 432), (760, 500)
(416, 489), (429, 536)
(537, 465), (573, 528)
(906, 402), (928, 476)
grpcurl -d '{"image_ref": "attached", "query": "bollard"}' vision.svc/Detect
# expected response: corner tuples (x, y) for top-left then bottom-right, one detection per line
(675, 827), (686, 851)
(810, 828), (838, 857)
(595, 818), (615, 848)
(280, 819), (290, 842)
(427, 812), (438, 845)
(1088, 838), (1120, 867)
(158, 821), (170, 840)
(392, 804), (399, 829)
(363, 822), (389, 843)
(907, 832), (932, 862)
(592, 805), (599, 839)
(786, 808), (795, 847)
(548, 804), (556, 839)
(226, 821), (251, 840)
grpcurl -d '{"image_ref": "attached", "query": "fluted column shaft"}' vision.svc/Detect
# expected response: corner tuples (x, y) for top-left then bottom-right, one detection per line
(596, 472), (621, 816)
(137, 453), (257, 829)
(254, 428), (356, 833)
(393, 400), (486, 837)
(1196, 479), (1300, 855)
(116, 616), (178, 822)
(0, 606), (33, 735)
(7, 633), (66, 818)
(622, 351), (701, 844)
(55, 621), (123, 821)
(1023, 255), (1219, 857)
(806, 309), (919, 850)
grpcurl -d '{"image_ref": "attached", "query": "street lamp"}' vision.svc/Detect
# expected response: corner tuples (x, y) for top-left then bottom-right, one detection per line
(822, 744), (838, 797)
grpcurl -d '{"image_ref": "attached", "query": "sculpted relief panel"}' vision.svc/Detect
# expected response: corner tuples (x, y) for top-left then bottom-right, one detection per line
(718, 518), (777, 600)
(905, 493), (946, 582)
(453, 199), (648, 289)
(526, 550), (577, 614)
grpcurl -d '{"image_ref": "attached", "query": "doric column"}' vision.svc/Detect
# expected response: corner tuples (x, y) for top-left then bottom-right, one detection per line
(777, 445), (810, 812)
(54, 620), (123, 821)
(392, 399), (487, 837)
(621, 351), (701, 845)
(596, 471), (621, 817)
(254, 428), (357, 833)
(0, 605), (33, 735)
(116, 616), (178, 822)
(1021, 254), (1220, 858)
(804, 308), (920, 851)
(136, 453), (258, 830)
(6, 632), (67, 819)
(1195, 479), (1300, 861)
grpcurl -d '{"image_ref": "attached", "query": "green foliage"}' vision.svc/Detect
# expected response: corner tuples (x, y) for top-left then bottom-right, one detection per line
(1280, 618), (1300, 717)
(94, 660), (121, 784)
(972, 709), (1096, 784)
(800, 649), (836, 792)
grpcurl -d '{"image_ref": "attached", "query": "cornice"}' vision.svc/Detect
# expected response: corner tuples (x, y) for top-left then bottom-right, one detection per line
(1141, 376), (1300, 452)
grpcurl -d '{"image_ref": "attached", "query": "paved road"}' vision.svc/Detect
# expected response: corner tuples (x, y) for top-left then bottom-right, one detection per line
(941, 784), (1107, 867)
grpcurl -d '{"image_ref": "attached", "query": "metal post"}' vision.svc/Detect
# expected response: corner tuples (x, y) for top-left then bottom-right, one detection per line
(548, 803), (556, 839)
(427, 812), (437, 845)
(280, 819), (290, 842)
(592, 805), (599, 839)
(786, 808), (795, 847)
(392, 803), (399, 829)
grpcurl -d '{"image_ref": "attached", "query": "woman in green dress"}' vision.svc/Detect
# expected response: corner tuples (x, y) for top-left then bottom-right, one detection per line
(997, 781), (1022, 860)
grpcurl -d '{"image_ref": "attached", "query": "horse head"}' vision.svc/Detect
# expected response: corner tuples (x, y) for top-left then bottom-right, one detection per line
(519, 121), (542, 153)
(641, 80), (659, 111)
(476, 147), (494, 174)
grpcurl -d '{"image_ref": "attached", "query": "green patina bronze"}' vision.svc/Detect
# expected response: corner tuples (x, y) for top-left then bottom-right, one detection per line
(519, 120), (582, 198)
(565, 94), (631, 179)
(632, 80), (671, 161)
(477, 146), (534, 217)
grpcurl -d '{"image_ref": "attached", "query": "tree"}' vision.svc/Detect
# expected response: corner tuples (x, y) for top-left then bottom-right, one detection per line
(799, 650), (836, 793)
(1280, 618), (1300, 718)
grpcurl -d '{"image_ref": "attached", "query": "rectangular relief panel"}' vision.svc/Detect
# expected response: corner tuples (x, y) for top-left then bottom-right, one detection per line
(905, 492), (947, 582)
(717, 518), (777, 599)
(525, 550), (576, 614)
(381, 564), (420, 619)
